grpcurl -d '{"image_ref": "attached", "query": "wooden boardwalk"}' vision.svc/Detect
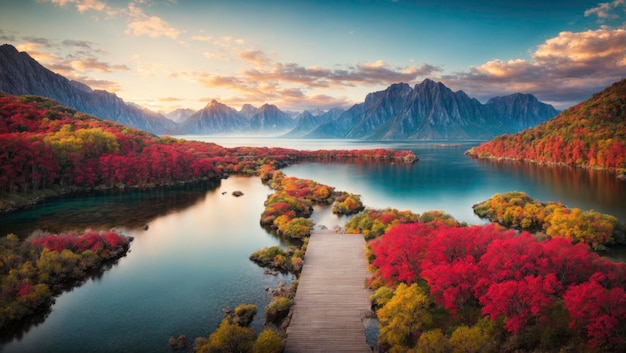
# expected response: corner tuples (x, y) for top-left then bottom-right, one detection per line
(285, 230), (373, 353)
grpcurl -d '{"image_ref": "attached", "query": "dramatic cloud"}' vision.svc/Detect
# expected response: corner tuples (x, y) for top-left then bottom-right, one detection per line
(126, 4), (181, 39)
(585, 0), (625, 20)
(444, 26), (626, 109)
(182, 56), (441, 110)
(240, 60), (441, 89)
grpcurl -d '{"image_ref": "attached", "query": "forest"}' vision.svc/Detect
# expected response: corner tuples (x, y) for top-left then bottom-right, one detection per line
(344, 207), (626, 352)
(467, 78), (626, 173)
(0, 93), (415, 213)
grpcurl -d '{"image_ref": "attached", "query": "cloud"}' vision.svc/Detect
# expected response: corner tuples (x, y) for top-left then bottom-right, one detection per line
(585, 0), (625, 20)
(0, 30), (16, 42)
(22, 36), (54, 47)
(443, 26), (626, 108)
(183, 56), (441, 110)
(15, 42), (57, 62)
(76, 0), (106, 13)
(126, 3), (181, 39)
(157, 97), (184, 102)
(42, 0), (108, 13)
(62, 39), (93, 49)
(72, 76), (122, 91)
(239, 60), (441, 89)
(71, 57), (130, 72)
(238, 49), (272, 66)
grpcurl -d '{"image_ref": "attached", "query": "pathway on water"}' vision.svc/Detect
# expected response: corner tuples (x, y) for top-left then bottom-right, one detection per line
(285, 230), (373, 353)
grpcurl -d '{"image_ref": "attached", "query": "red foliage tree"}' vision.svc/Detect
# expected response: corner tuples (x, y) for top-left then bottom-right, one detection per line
(370, 223), (434, 285)
(564, 272), (626, 348)
(480, 274), (562, 334)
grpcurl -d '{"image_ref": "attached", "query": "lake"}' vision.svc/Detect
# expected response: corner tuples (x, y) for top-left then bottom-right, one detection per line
(1, 137), (625, 352)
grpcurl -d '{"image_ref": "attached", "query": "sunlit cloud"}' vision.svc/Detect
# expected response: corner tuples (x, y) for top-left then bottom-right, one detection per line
(76, 0), (106, 13)
(15, 42), (57, 62)
(238, 49), (272, 67)
(443, 26), (626, 109)
(157, 97), (184, 102)
(126, 3), (181, 39)
(181, 55), (441, 110)
(585, 0), (625, 20)
(41, 0), (108, 13)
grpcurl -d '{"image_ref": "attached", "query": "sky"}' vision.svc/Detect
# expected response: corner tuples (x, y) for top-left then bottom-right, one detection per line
(0, 0), (625, 113)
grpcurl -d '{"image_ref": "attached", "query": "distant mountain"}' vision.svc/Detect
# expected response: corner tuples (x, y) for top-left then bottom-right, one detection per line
(0, 44), (178, 135)
(165, 108), (195, 123)
(239, 104), (257, 119)
(283, 108), (345, 138)
(244, 103), (296, 134)
(467, 78), (626, 171)
(179, 100), (249, 134)
(485, 93), (559, 131)
(307, 79), (558, 140)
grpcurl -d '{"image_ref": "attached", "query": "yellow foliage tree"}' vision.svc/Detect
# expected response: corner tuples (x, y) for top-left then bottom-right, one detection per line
(378, 283), (433, 349)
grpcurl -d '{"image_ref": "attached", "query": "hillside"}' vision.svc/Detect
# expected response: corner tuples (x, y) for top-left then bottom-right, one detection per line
(467, 78), (626, 172)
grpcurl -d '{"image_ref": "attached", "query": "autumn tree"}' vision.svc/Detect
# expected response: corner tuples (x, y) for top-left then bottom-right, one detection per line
(377, 283), (433, 350)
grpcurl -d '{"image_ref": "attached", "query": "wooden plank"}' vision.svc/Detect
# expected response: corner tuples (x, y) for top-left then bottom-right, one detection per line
(285, 231), (373, 353)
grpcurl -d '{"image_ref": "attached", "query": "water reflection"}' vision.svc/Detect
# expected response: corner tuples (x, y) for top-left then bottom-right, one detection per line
(474, 158), (626, 219)
(0, 176), (290, 353)
(0, 181), (219, 239)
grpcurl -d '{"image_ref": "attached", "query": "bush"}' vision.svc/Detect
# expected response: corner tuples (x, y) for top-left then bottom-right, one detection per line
(265, 297), (294, 323)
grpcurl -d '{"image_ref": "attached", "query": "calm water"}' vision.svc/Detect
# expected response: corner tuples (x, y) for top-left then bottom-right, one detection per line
(0, 176), (292, 353)
(1, 137), (625, 351)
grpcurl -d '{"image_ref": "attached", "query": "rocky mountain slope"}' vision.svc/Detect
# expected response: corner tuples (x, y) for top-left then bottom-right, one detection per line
(0, 44), (178, 135)
(307, 79), (559, 140)
(179, 100), (249, 134)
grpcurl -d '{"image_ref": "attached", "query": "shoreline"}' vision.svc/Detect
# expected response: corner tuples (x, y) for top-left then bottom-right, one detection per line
(465, 150), (626, 179)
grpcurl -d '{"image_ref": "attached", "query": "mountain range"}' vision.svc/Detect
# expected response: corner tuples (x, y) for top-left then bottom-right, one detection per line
(0, 44), (559, 140)
(306, 80), (558, 139)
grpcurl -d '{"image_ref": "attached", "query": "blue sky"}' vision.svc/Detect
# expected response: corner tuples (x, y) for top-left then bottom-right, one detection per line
(1, 0), (625, 112)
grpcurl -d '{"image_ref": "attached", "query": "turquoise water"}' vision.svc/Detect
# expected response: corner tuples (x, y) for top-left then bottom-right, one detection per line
(1, 137), (625, 352)
(0, 176), (292, 353)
